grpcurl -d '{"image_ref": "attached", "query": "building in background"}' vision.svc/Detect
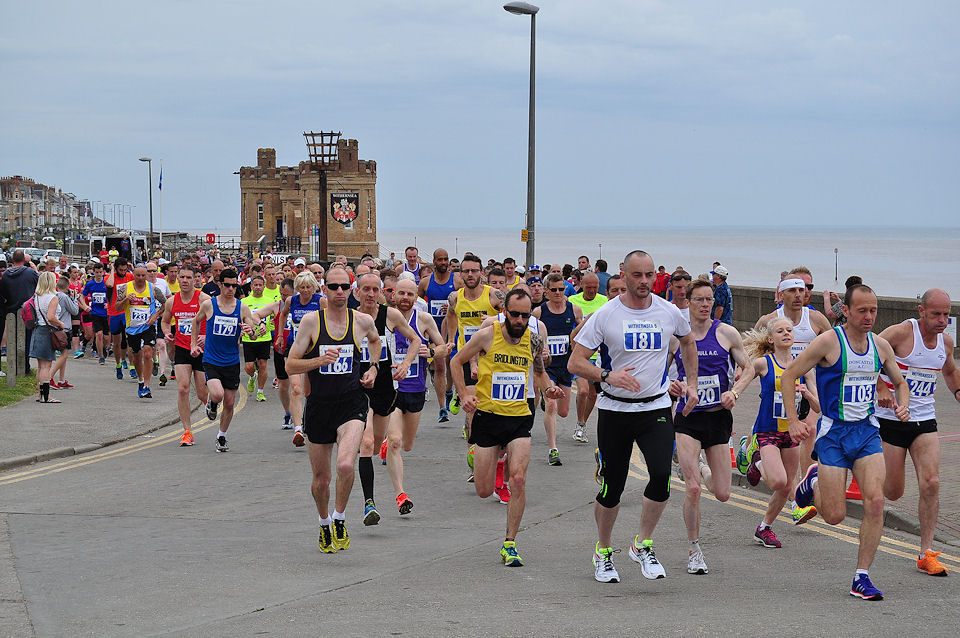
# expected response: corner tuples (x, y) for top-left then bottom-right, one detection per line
(0, 176), (90, 236)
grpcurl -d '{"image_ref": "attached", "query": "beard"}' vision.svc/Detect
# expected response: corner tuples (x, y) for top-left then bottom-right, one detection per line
(504, 317), (527, 339)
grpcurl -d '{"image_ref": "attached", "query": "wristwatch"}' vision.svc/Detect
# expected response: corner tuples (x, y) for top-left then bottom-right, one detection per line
(600, 369), (611, 383)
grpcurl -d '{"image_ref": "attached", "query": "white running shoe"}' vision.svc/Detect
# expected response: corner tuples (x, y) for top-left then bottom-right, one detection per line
(687, 548), (708, 575)
(593, 544), (620, 583)
(629, 537), (666, 579)
(572, 424), (588, 443)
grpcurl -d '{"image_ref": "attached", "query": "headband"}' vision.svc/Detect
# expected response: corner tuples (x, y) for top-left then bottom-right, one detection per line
(778, 278), (806, 293)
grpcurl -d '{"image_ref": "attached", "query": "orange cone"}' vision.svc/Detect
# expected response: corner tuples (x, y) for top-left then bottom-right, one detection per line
(728, 435), (737, 469)
(845, 477), (862, 500)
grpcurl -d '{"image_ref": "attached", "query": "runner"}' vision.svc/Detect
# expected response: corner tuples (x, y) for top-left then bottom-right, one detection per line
(145, 262), (171, 384)
(284, 268), (381, 552)
(161, 265), (210, 446)
(81, 262), (110, 365)
(876, 288), (959, 576)
(419, 248), (463, 423)
(451, 287), (562, 566)
(354, 273), (422, 526)
(667, 278), (751, 574)
(730, 316), (820, 548)
(394, 246), (422, 284)
(784, 284), (911, 600)
(105, 258), (135, 381)
(190, 269), (258, 452)
(116, 265), (166, 398)
(569, 250), (698, 584)
(240, 275), (274, 402)
(502, 258), (521, 289)
(668, 270), (692, 322)
(568, 272), (608, 443)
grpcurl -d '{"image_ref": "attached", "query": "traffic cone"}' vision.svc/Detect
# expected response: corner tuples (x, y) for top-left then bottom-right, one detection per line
(728, 436), (737, 469)
(845, 477), (862, 500)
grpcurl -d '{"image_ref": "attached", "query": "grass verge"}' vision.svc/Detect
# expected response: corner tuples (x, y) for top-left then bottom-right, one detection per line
(0, 361), (37, 407)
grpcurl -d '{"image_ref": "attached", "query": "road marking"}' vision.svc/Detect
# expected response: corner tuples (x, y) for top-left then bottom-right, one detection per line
(0, 389), (248, 486)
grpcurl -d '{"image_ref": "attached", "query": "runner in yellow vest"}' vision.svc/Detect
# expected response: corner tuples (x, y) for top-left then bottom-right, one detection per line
(241, 275), (274, 401)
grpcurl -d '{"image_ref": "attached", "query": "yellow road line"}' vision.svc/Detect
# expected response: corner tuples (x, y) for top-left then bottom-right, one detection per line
(0, 389), (247, 486)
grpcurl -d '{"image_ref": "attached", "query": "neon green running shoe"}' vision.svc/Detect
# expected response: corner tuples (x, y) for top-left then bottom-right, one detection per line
(449, 390), (461, 415)
(736, 434), (756, 475)
(501, 541), (523, 567)
(256, 390), (266, 402)
(467, 444), (475, 469)
(247, 373), (257, 393)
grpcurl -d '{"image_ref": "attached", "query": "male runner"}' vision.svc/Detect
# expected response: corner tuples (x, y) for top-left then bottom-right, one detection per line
(105, 257), (135, 380)
(452, 288), (562, 566)
(876, 288), (959, 576)
(241, 275), (274, 402)
(285, 267), (380, 552)
(419, 248), (462, 422)
(568, 272), (608, 443)
(502, 258), (521, 289)
(161, 265), (210, 446)
(81, 262), (110, 364)
(116, 265), (166, 398)
(785, 284), (910, 600)
(190, 269), (258, 452)
(394, 246), (422, 283)
(569, 250), (698, 584)
(669, 270), (692, 322)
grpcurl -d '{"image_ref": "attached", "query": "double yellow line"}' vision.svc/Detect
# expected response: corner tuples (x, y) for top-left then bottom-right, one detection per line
(628, 449), (960, 569)
(0, 388), (248, 487)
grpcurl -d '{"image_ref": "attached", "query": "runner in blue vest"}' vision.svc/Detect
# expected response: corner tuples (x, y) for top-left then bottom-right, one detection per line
(419, 248), (463, 423)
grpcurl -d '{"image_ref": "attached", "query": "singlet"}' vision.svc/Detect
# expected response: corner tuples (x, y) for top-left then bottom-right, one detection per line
(568, 292), (608, 317)
(425, 273), (457, 329)
(506, 274), (521, 290)
(540, 300), (577, 375)
(476, 321), (532, 417)
(876, 318), (945, 422)
(241, 293), (273, 343)
(495, 311), (541, 399)
(107, 272), (134, 316)
(172, 290), (205, 350)
(263, 284), (282, 306)
(204, 297), (242, 366)
(674, 320), (732, 413)
(816, 326), (881, 424)
(754, 354), (802, 433)
(347, 292), (361, 310)
(455, 285), (497, 352)
(305, 309), (362, 401)
(393, 310), (426, 393)
(777, 306), (818, 358)
(123, 282), (157, 335)
(82, 279), (108, 317)
(286, 293), (323, 347)
(168, 279), (181, 294)
(403, 261), (421, 284)
(359, 304), (395, 392)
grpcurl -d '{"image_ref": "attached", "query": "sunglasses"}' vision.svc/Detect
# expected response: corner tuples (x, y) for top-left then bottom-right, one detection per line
(326, 283), (351, 291)
(383, 287), (395, 293)
(221, 282), (238, 288)
(548, 287), (565, 292)
(507, 310), (531, 319)
(805, 283), (814, 290)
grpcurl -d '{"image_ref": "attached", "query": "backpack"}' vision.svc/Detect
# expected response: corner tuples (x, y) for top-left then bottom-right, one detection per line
(21, 296), (38, 330)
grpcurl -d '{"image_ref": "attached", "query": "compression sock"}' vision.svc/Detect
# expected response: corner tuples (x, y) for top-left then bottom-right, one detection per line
(359, 456), (375, 501)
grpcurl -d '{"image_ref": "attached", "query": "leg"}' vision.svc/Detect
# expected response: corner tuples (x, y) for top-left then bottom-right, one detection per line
(278, 379), (291, 414)
(504, 436), (532, 539)
(401, 409), (421, 452)
(257, 358), (268, 390)
(702, 442), (731, 502)
(433, 353), (448, 413)
(334, 420), (364, 513)
(635, 412), (675, 541)
(675, 433), (704, 541)
(289, 373), (304, 429)
(385, 411), (406, 495)
(473, 443), (501, 498)
(576, 377), (591, 424)
(908, 433), (941, 551)
(851, 453), (886, 570)
(219, 388), (237, 431)
(139, 345), (153, 386)
(175, 364), (194, 430)
(594, 410), (635, 547)
(207, 378), (225, 406)
(543, 386), (568, 451)
(308, 442), (335, 517)
(193, 370), (209, 404)
(814, 464), (849, 525)
(881, 441), (908, 501)
(762, 446), (800, 525)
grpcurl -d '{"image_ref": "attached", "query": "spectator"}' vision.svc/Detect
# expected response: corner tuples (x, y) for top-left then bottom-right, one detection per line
(30, 272), (64, 403)
(0, 250), (40, 373)
(711, 265), (733, 325)
(822, 275), (863, 327)
(594, 259), (611, 295)
(652, 265), (671, 298)
(384, 251), (396, 270)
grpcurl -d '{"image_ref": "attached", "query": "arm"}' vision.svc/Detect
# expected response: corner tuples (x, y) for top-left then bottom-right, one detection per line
(274, 298), (291, 351)
(46, 297), (65, 330)
(355, 312), (381, 388)
(782, 337), (832, 441)
(490, 287), (505, 311)
(115, 283), (130, 309)
(148, 288), (167, 324)
(161, 297), (176, 342)
(60, 293), (80, 317)
(450, 325), (494, 413)
(941, 335), (960, 401)
(190, 301), (211, 356)
(387, 307), (421, 380)
(676, 331), (699, 416)
(810, 310), (832, 335)
(876, 336), (910, 421)
(418, 311), (448, 359)
(530, 331), (563, 399)
(537, 319), (551, 369)
(822, 291), (839, 320)
(284, 312), (339, 374)
(444, 291), (458, 347)
(239, 303), (257, 338)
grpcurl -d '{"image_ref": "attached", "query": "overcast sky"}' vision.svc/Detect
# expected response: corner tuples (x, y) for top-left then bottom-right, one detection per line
(2, 1), (957, 233)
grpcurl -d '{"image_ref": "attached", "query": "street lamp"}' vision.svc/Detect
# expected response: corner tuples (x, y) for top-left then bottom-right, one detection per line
(503, 1), (539, 269)
(139, 157), (154, 243)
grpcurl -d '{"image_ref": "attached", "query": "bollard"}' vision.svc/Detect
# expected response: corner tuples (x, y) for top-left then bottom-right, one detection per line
(4, 312), (14, 388)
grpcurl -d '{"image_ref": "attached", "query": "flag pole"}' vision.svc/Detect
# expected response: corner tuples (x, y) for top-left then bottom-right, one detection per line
(158, 160), (163, 249)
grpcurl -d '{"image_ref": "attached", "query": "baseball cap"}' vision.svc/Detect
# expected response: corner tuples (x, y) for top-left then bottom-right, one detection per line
(294, 257), (306, 266)
(527, 264), (541, 272)
(711, 265), (729, 277)
(516, 266), (525, 275)
(526, 275), (542, 285)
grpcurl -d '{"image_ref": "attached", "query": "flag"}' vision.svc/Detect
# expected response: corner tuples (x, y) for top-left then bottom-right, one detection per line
(157, 161), (163, 243)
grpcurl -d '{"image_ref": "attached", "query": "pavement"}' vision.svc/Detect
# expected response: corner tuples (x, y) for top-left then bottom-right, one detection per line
(1, 354), (959, 635)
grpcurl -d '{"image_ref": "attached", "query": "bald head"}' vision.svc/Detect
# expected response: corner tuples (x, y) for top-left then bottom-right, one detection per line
(582, 271), (600, 299)
(920, 288), (950, 307)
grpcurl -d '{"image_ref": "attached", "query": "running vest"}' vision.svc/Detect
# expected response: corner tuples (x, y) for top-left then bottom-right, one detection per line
(241, 293), (273, 343)
(476, 321), (532, 417)
(506, 274), (521, 290)
(425, 273), (457, 329)
(286, 293), (323, 347)
(394, 311), (426, 393)
(539, 300), (577, 375)
(754, 354), (802, 433)
(403, 261), (421, 284)
(496, 312), (541, 399)
(455, 285), (496, 351)
(674, 320), (732, 412)
(568, 292), (608, 317)
(204, 297), (242, 366)
(123, 282), (156, 335)
(777, 306), (817, 358)
(360, 304), (395, 392)
(263, 285), (282, 306)
(876, 318), (945, 422)
(172, 290), (204, 350)
(305, 309), (362, 401)
(816, 327), (881, 423)
(167, 279), (180, 294)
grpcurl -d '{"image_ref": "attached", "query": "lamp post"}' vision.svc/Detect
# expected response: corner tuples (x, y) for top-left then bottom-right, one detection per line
(503, 1), (539, 269)
(139, 157), (154, 245)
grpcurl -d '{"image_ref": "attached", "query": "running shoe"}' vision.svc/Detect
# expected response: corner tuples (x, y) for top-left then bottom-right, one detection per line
(130, 368), (138, 379)
(746, 449), (762, 486)
(98, 356), (106, 365)
(461, 425), (467, 440)
(58, 380), (74, 389)
(572, 423), (588, 443)
(158, 373), (167, 387)
(754, 526), (782, 548)
(500, 541), (523, 567)
(206, 400), (219, 421)
(272, 377), (279, 389)
(318, 524), (336, 553)
(735, 434), (751, 475)
(794, 463), (818, 509)
(215, 435), (229, 452)
(594, 448), (604, 486)
(292, 430), (305, 447)
(142, 386), (152, 399)
(438, 408), (449, 423)
(281, 414), (293, 429)
(449, 391), (461, 415)
(332, 519), (350, 550)
(917, 550), (949, 576)
(256, 390), (266, 402)
(379, 438), (388, 461)
(629, 537), (666, 579)
(179, 430), (195, 447)
(548, 448), (562, 466)
(397, 492), (413, 515)
(169, 369), (176, 380)
(152, 360), (159, 377)
(467, 445), (475, 469)
(247, 374), (256, 393)
(122, 360), (129, 370)
(593, 543), (620, 583)
(494, 484), (511, 504)
(116, 364), (123, 380)
(363, 499), (380, 526)
(792, 505), (817, 526)
(466, 473), (474, 483)
(73, 349), (84, 359)
(687, 548), (709, 575)
(137, 387), (146, 399)
(850, 574), (883, 601)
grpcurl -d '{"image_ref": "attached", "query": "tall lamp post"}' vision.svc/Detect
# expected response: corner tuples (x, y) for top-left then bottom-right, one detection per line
(139, 157), (154, 244)
(503, 1), (539, 269)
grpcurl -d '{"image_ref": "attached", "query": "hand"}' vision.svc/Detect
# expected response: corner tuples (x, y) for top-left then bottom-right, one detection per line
(418, 344), (431, 358)
(318, 346), (341, 366)
(720, 390), (737, 410)
(788, 417), (808, 444)
(680, 384), (699, 416)
(894, 403), (910, 422)
(391, 361), (410, 381)
(190, 345), (201, 357)
(274, 335), (285, 351)
(545, 385), (564, 400)
(360, 368), (377, 388)
(607, 367), (641, 392)
(462, 394), (478, 414)
(164, 331), (176, 343)
(875, 383), (895, 409)
(668, 379), (686, 398)
(240, 323), (253, 336)
(197, 335), (206, 348)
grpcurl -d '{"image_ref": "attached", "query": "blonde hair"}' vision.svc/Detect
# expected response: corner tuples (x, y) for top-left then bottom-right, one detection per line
(35, 271), (58, 296)
(743, 317), (794, 359)
(294, 271), (319, 291)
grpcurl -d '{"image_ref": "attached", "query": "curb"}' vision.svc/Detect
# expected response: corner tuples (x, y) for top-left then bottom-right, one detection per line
(0, 400), (201, 473)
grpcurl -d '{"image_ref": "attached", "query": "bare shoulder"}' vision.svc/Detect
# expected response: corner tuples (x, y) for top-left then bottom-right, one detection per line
(755, 310), (776, 329)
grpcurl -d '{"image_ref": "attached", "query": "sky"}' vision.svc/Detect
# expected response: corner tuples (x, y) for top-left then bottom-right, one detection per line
(2, 1), (958, 234)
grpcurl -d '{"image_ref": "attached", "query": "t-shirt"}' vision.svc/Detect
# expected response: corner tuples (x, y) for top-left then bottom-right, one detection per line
(82, 279), (109, 316)
(712, 282), (733, 325)
(151, 278), (171, 299)
(201, 282), (220, 297)
(574, 295), (691, 412)
(596, 272), (612, 296)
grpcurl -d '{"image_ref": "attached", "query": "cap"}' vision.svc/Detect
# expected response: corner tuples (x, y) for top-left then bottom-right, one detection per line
(294, 257), (306, 266)
(527, 264), (541, 272)
(516, 266), (525, 274)
(526, 275), (542, 285)
(711, 265), (729, 277)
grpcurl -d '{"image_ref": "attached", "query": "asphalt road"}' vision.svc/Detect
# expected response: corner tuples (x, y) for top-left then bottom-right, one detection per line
(2, 384), (959, 637)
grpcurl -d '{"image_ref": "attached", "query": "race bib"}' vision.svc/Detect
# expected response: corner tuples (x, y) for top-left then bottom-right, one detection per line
(491, 371), (526, 402)
(430, 299), (447, 317)
(623, 320), (663, 351)
(773, 389), (803, 420)
(178, 321), (193, 335)
(904, 366), (937, 398)
(360, 335), (389, 362)
(130, 306), (150, 325)
(790, 342), (809, 359)
(841, 371), (878, 419)
(318, 345), (354, 375)
(92, 292), (107, 305)
(404, 359), (419, 379)
(463, 325), (480, 342)
(547, 335), (569, 357)
(694, 374), (720, 407)
(213, 316), (238, 337)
